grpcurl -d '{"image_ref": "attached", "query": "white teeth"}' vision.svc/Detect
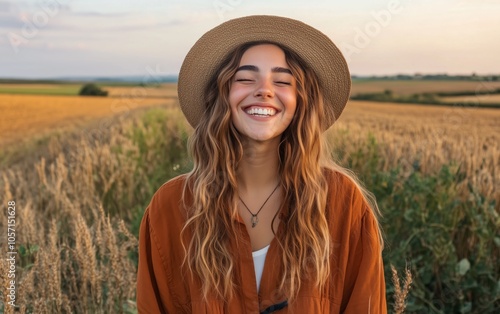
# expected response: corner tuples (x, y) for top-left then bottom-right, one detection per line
(245, 107), (276, 116)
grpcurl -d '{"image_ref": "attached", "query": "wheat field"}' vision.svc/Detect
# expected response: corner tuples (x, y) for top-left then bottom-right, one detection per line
(334, 100), (500, 206)
(0, 105), (188, 313)
(0, 93), (175, 148)
(440, 94), (500, 105)
(105, 85), (178, 98)
(0, 83), (498, 312)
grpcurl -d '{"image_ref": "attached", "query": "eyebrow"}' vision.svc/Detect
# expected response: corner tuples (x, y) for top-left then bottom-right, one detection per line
(236, 65), (292, 75)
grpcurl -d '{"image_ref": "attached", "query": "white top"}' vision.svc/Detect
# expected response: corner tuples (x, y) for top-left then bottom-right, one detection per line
(252, 244), (270, 292)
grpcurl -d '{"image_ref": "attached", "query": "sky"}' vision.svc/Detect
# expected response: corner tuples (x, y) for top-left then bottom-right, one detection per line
(1, 0), (499, 79)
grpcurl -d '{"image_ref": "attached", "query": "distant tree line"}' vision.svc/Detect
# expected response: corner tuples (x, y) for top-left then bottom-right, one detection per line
(352, 90), (439, 104)
(434, 88), (500, 96)
(351, 89), (500, 108)
(351, 74), (500, 81)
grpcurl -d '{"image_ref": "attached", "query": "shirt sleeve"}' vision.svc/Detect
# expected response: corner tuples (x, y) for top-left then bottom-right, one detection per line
(136, 207), (170, 314)
(341, 208), (387, 313)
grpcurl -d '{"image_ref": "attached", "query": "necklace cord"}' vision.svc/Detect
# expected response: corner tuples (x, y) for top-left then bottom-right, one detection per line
(238, 183), (280, 227)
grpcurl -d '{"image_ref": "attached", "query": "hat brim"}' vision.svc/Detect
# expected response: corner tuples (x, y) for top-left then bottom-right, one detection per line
(178, 15), (351, 130)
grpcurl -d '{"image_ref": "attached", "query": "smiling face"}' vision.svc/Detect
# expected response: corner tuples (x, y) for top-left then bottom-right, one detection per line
(229, 44), (297, 143)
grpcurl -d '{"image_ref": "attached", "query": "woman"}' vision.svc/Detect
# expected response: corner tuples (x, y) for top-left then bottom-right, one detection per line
(137, 15), (386, 313)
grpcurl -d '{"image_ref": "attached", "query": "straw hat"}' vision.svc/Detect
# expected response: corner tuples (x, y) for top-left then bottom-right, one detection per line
(177, 15), (351, 130)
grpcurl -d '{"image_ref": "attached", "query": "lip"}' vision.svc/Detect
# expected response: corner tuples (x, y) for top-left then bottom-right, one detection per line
(241, 102), (281, 112)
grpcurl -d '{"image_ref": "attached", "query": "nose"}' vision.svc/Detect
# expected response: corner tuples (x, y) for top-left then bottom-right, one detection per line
(254, 78), (274, 98)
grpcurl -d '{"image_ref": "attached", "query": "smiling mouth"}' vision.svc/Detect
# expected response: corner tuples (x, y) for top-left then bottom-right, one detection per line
(244, 107), (277, 117)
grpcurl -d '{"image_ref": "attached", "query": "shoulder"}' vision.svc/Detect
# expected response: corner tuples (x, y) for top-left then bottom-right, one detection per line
(323, 168), (371, 227)
(154, 173), (189, 201)
(145, 173), (190, 230)
(324, 168), (369, 210)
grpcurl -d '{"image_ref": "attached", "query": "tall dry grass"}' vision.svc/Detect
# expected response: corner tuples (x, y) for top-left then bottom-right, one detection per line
(331, 100), (500, 210)
(0, 106), (189, 313)
(391, 265), (413, 314)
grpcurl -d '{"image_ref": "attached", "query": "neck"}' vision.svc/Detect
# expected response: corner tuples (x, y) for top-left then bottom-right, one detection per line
(237, 137), (281, 193)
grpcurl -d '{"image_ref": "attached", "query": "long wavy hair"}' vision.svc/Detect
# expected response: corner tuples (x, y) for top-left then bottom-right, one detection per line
(181, 41), (383, 302)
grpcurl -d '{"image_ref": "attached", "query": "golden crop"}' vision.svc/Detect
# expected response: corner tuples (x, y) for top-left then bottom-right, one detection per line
(334, 100), (500, 206)
(0, 83), (498, 312)
(0, 92), (174, 147)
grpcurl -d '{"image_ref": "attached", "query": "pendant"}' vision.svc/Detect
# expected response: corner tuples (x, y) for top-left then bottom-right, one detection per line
(251, 215), (259, 228)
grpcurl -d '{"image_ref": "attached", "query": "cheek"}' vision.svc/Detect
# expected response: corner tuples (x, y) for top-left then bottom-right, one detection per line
(284, 93), (297, 116)
(229, 85), (246, 111)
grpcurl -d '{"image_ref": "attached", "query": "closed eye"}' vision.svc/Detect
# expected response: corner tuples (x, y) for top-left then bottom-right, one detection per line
(276, 81), (291, 85)
(235, 78), (254, 82)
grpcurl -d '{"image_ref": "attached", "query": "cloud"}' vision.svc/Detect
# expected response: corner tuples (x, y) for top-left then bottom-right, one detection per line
(97, 18), (186, 32)
(0, 0), (72, 30)
(452, 0), (500, 10)
(0, 15), (25, 28)
(0, 1), (12, 11)
(70, 11), (130, 18)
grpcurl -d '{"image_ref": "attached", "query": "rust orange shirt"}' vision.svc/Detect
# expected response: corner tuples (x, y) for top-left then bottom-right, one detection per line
(136, 170), (387, 313)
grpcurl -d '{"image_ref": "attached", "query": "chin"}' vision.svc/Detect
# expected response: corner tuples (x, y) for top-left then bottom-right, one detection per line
(246, 133), (279, 143)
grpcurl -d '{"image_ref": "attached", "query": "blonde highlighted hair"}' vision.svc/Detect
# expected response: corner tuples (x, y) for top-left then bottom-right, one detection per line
(181, 41), (383, 302)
